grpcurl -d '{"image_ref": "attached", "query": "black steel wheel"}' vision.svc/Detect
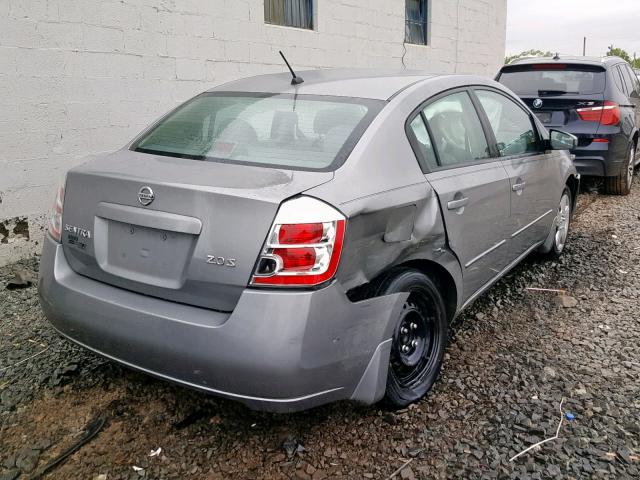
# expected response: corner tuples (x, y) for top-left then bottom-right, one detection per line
(376, 268), (448, 408)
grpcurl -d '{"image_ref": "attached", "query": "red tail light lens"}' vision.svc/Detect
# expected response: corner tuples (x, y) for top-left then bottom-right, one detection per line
(278, 223), (324, 244)
(48, 183), (65, 242)
(251, 197), (346, 287)
(577, 101), (620, 126)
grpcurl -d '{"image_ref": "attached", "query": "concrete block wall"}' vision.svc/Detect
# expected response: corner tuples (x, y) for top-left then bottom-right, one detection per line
(0, 0), (507, 265)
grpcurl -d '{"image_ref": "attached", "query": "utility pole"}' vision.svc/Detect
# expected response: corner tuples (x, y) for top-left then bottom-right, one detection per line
(583, 37), (586, 56)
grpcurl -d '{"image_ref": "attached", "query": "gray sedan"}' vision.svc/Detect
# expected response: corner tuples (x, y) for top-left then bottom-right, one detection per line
(38, 69), (579, 412)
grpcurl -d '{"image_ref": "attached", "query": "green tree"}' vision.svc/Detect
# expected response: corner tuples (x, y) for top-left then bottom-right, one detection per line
(505, 49), (554, 65)
(606, 46), (632, 63)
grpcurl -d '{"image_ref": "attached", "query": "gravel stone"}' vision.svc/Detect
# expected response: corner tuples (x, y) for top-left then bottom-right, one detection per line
(1, 181), (640, 479)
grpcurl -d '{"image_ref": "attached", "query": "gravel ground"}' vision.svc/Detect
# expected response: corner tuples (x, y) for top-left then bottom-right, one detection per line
(1, 181), (639, 480)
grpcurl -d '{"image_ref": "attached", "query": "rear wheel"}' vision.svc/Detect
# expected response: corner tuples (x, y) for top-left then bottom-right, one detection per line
(376, 269), (448, 408)
(604, 143), (635, 195)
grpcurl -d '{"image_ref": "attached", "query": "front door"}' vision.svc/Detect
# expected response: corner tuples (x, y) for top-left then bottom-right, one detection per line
(408, 90), (512, 300)
(473, 89), (561, 258)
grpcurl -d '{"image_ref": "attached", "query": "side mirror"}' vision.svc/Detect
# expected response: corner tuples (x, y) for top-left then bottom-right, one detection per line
(549, 129), (577, 151)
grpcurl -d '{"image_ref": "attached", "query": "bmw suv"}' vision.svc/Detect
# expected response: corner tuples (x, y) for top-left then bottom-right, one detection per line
(497, 56), (640, 195)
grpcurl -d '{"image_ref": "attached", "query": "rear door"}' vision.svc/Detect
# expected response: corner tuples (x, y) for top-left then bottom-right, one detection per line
(407, 89), (512, 299)
(472, 88), (561, 257)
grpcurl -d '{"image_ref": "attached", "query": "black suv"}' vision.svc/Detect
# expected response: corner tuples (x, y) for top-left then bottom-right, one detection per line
(497, 56), (640, 195)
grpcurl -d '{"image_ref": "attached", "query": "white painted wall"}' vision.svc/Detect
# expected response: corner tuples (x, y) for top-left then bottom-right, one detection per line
(0, 0), (507, 265)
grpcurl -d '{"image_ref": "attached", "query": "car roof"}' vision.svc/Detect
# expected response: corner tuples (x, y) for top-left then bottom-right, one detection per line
(207, 68), (439, 101)
(504, 55), (628, 69)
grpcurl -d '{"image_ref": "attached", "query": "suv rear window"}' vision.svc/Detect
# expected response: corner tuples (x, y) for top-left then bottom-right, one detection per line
(498, 64), (606, 96)
(133, 93), (383, 171)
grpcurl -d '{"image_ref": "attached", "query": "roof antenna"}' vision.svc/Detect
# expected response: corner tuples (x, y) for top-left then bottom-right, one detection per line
(553, 52), (561, 60)
(279, 50), (304, 85)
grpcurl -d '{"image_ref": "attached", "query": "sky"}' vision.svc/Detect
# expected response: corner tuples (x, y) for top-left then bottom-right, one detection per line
(506, 0), (640, 58)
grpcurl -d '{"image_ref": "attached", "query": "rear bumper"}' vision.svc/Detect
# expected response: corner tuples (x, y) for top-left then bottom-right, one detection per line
(572, 133), (629, 177)
(572, 154), (608, 176)
(38, 235), (406, 412)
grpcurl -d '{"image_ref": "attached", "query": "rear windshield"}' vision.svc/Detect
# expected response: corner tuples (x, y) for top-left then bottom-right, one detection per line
(498, 65), (606, 96)
(132, 93), (383, 171)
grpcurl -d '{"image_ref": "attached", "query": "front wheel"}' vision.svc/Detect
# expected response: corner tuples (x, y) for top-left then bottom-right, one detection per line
(539, 187), (572, 258)
(376, 269), (448, 408)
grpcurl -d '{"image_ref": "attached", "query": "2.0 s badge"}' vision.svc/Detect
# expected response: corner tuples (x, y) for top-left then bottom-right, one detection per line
(207, 255), (237, 267)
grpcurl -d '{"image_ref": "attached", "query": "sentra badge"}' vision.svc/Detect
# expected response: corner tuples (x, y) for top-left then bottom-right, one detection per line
(64, 224), (91, 239)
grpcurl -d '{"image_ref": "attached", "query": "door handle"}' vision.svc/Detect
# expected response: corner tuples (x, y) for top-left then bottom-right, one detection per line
(512, 182), (526, 192)
(447, 197), (469, 210)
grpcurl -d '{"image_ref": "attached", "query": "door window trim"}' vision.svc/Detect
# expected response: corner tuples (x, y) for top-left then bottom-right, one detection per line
(404, 86), (501, 173)
(469, 86), (546, 161)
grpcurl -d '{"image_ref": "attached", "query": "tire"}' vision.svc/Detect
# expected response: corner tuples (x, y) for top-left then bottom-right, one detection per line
(604, 143), (635, 195)
(540, 187), (572, 259)
(375, 268), (448, 409)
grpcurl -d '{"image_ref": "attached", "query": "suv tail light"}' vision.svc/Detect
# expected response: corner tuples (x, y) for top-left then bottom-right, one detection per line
(48, 181), (65, 243)
(576, 101), (620, 126)
(251, 196), (346, 287)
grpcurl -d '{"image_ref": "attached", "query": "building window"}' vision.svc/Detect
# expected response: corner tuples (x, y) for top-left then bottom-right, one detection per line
(405, 0), (428, 45)
(265, 0), (314, 30)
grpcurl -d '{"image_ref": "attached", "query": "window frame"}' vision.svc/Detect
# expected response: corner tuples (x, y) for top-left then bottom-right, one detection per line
(405, 0), (429, 46)
(404, 86), (501, 173)
(264, 0), (315, 30)
(470, 87), (546, 160)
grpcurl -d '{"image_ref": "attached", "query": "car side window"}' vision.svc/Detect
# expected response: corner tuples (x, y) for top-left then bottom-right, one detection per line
(475, 90), (540, 157)
(408, 115), (438, 169)
(612, 67), (627, 95)
(422, 91), (490, 166)
(622, 65), (639, 97)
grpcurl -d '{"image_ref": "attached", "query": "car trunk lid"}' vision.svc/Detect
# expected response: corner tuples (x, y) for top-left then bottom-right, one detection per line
(61, 150), (333, 312)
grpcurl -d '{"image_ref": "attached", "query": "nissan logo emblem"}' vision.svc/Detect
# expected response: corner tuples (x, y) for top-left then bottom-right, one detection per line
(533, 98), (543, 109)
(138, 186), (155, 206)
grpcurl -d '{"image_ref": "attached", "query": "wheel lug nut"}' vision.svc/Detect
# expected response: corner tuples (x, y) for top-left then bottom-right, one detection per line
(411, 339), (419, 347)
(410, 322), (418, 330)
(400, 327), (409, 334)
(401, 345), (410, 353)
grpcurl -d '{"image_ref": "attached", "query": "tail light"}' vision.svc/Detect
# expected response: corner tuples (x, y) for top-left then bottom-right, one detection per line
(251, 196), (346, 287)
(577, 101), (620, 126)
(48, 180), (66, 243)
